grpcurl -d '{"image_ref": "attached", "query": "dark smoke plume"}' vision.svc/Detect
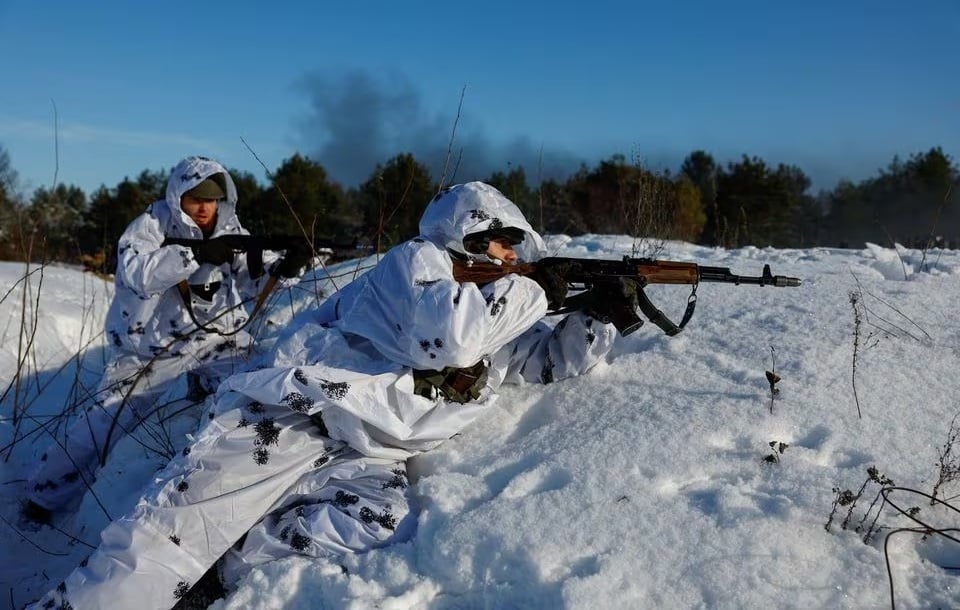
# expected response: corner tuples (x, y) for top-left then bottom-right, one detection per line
(295, 69), (585, 187)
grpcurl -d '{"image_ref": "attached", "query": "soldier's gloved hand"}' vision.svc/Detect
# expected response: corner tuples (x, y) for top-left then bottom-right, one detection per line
(530, 263), (569, 310)
(273, 243), (313, 278)
(191, 238), (233, 266)
(583, 278), (640, 322)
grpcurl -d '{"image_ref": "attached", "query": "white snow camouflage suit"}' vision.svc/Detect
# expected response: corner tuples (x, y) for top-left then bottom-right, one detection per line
(28, 156), (273, 513)
(31, 181), (619, 610)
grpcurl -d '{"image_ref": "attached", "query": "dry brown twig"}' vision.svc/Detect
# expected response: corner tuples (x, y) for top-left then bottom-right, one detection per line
(240, 136), (336, 301)
(848, 288), (864, 420)
(765, 346), (781, 415)
(919, 184), (952, 273)
(623, 150), (669, 259)
(437, 85), (466, 194)
(931, 411), (960, 505)
(51, 98), (60, 189)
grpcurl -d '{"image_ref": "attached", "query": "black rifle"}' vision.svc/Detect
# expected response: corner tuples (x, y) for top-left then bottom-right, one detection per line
(453, 256), (802, 336)
(160, 234), (358, 336)
(163, 234), (358, 278)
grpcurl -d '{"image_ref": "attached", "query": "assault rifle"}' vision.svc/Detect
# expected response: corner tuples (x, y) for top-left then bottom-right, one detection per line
(453, 256), (801, 336)
(163, 234), (359, 278)
(161, 234), (360, 335)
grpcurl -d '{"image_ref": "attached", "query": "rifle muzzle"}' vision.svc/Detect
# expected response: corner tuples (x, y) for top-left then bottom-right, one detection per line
(762, 264), (801, 287)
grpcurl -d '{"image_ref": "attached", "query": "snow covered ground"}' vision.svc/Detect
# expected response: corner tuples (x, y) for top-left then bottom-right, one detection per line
(1, 237), (959, 609)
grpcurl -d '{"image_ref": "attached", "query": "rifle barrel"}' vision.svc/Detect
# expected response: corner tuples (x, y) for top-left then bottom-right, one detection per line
(698, 264), (801, 287)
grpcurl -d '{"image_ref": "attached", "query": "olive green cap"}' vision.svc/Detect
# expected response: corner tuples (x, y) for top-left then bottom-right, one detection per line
(184, 177), (225, 200)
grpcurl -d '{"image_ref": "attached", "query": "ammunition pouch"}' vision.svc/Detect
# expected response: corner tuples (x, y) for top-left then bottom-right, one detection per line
(187, 265), (223, 302)
(413, 360), (488, 403)
(189, 281), (221, 301)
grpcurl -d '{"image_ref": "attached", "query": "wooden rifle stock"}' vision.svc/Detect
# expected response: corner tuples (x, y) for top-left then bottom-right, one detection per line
(452, 260), (537, 284)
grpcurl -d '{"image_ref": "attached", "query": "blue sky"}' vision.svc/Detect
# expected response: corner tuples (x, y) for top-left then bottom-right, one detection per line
(0, 0), (957, 197)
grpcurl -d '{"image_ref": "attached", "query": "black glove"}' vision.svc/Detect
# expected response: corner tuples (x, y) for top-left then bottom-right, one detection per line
(582, 277), (641, 323)
(191, 238), (233, 266)
(273, 243), (312, 278)
(530, 262), (569, 310)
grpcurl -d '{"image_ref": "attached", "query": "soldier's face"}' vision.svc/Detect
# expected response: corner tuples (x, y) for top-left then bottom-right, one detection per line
(180, 196), (219, 231)
(486, 238), (518, 265)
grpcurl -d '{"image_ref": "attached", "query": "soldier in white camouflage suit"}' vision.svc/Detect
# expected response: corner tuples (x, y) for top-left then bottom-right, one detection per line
(31, 182), (627, 610)
(23, 156), (308, 525)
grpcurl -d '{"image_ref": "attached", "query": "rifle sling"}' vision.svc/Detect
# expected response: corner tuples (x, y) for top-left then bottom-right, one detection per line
(635, 284), (698, 337)
(176, 274), (279, 337)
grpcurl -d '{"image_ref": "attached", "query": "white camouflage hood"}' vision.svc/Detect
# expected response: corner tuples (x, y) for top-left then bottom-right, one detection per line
(417, 182), (547, 262)
(164, 156), (239, 235)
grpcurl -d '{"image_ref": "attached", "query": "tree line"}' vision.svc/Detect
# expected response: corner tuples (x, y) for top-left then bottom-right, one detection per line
(0, 144), (956, 272)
